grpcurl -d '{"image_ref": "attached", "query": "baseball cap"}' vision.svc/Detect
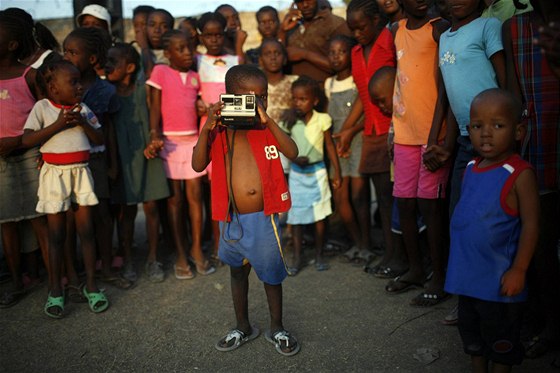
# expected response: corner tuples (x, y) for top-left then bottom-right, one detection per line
(76, 4), (111, 32)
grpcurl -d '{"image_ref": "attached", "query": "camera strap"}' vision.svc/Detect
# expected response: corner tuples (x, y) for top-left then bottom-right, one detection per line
(222, 129), (244, 243)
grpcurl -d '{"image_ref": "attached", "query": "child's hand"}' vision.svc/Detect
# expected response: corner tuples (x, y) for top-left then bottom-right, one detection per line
(331, 174), (342, 190)
(144, 140), (163, 159)
(293, 156), (309, 167)
(501, 267), (526, 297)
(0, 137), (21, 156)
(235, 28), (248, 48)
(202, 102), (224, 132)
(256, 99), (272, 127)
(196, 98), (208, 117)
(332, 129), (353, 157)
(423, 145), (451, 172)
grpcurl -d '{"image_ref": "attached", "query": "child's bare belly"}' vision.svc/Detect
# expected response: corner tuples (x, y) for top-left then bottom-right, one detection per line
(228, 131), (264, 213)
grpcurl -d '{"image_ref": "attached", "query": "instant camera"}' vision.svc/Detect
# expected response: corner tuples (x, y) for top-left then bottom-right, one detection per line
(220, 94), (259, 129)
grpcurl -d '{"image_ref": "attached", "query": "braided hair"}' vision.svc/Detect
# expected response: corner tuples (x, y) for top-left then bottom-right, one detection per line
(161, 29), (190, 51)
(110, 42), (141, 83)
(66, 27), (111, 68)
(36, 60), (78, 98)
(346, 0), (388, 26)
(0, 11), (36, 60)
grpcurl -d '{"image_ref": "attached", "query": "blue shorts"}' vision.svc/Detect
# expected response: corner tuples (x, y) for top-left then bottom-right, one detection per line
(218, 211), (288, 285)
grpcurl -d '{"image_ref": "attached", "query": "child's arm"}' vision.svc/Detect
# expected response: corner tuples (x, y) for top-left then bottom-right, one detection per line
(192, 102), (222, 172)
(21, 107), (95, 148)
(235, 29), (248, 64)
(256, 101), (298, 160)
(500, 168), (540, 297)
(332, 96), (364, 157)
(502, 20), (524, 102)
(325, 128), (341, 190)
(144, 87), (164, 159)
(490, 50), (507, 89)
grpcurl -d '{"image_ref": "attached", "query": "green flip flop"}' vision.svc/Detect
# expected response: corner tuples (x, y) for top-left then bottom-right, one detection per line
(82, 287), (109, 313)
(44, 293), (64, 319)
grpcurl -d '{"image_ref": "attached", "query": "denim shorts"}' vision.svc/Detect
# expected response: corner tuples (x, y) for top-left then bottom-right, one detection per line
(219, 211), (288, 285)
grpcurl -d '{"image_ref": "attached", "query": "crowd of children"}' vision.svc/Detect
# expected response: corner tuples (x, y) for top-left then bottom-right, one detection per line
(0, 0), (558, 366)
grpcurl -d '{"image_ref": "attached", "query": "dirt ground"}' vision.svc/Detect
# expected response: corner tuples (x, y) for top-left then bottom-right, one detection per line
(0, 212), (557, 372)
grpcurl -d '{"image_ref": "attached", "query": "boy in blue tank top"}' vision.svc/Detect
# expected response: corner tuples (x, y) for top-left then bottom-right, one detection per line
(445, 88), (539, 371)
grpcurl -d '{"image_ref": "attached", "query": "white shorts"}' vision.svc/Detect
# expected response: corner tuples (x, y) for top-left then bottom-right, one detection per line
(36, 162), (99, 214)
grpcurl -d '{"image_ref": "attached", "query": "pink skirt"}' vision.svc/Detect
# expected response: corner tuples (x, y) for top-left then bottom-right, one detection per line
(160, 135), (207, 180)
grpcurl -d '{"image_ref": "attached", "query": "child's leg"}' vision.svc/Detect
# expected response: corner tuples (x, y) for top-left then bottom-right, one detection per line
(143, 200), (160, 263)
(291, 224), (303, 270)
(397, 197), (425, 283)
(73, 204), (99, 293)
(314, 219), (328, 267)
(46, 213), (66, 297)
(352, 177), (372, 250)
(370, 172), (393, 255)
(186, 177), (211, 272)
(230, 265), (251, 333)
(119, 204), (137, 264)
(264, 281), (299, 355)
(30, 216), (49, 275)
(350, 176), (370, 249)
(94, 198), (114, 277)
(418, 198), (447, 295)
(62, 210), (82, 290)
(333, 177), (361, 246)
(167, 179), (191, 270)
(0, 222), (23, 289)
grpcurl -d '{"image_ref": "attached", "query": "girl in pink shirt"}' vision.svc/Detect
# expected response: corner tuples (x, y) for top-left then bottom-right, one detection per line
(146, 30), (215, 279)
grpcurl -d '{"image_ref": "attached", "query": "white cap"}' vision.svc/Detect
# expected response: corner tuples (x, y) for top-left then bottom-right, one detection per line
(76, 4), (111, 32)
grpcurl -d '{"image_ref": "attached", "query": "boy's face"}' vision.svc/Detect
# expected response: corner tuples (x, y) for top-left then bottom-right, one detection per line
(217, 6), (241, 34)
(369, 82), (393, 116)
(51, 65), (83, 106)
(400, 0), (431, 18)
(328, 39), (351, 73)
(376, 0), (401, 16)
(468, 96), (522, 164)
(147, 12), (172, 49)
(257, 11), (279, 39)
(259, 42), (285, 74)
(447, 0), (480, 21)
(63, 36), (95, 74)
(133, 13), (148, 34)
(233, 77), (269, 111)
(80, 15), (109, 32)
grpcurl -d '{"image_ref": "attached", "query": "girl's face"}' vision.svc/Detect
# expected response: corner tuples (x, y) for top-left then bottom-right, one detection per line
(105, 48), (129, 83)
(328, 39), (351, 73)
(376, 0), (401, 16)
(133, 13), (148, 34)
(63, 36), (95, 74)
(147, 12), (172, 49)
(259, 42), (285, 74)
(51, 65), (83, 105)
(200, 20), (226, 56)
(347, 9), (381, 47)
(217, 6), (241, 33)
(292, 85), (318, 118)
(401, 0), (430, 18)
(447, 0), (480, 21)
(257, 11), (279, 39)
(165, 34), (193, 72)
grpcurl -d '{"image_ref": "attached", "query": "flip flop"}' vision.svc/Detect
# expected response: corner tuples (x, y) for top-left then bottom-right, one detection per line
(264, 329), (300, 356)
(385, 276), (424, 295)
(66, 283), (88, 303)
(374, 266), (407, 279)
(0, 288), (27, 308)
(410, 291), (451, 307)
(44, 293), (64, 319)
(82, 287), (109, 313)
(98, 274), (133, 290)
(215, 326), (260, 352)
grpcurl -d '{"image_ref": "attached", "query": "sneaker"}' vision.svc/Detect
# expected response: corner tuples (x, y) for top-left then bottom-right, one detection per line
(121, 261), (137, 282)
(145, 261), (165, 283)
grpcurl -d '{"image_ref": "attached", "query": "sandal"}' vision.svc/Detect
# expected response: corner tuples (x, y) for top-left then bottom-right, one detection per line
(98, 274), (133, 290)
(339, 246), (360, 263)
(264, 329), (300, 356)
(174, 264), (195, 280)
(410, 291), (451, 307)
(44, 293), (64, 319)
(215, 326), (260, 352)
(210, 254), (224, 268)
(66, 283), (88, 303)
(194, 260), (216, 276)
(373, 266), (407, 279)
(0, 288), (27, 309)
(82, 287), (109, 313)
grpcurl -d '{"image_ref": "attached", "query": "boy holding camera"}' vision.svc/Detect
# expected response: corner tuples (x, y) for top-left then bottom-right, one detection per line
(192, 65), (300, 356)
